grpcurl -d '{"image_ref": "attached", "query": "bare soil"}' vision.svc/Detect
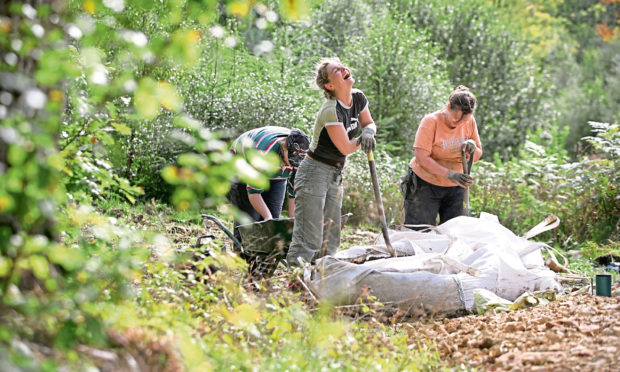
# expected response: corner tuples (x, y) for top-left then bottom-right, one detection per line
(200, 221), (620, 372)
(402, 285), (620, 371)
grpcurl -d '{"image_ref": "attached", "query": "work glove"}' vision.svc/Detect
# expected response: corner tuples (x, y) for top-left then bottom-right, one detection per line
(461, 139), (476, 155)
(446, 170), (473, 187)
(358, 127), (376, 153)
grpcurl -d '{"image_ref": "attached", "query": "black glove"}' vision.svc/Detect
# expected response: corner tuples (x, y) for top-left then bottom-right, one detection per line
(461, 139), (476, 155)
(359, 127), (376, 153)
(446, 170), (473, 187)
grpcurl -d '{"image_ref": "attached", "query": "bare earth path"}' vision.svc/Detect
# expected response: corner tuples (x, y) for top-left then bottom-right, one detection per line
(200, 222), (620, 371)
(403, 286), (620, 371)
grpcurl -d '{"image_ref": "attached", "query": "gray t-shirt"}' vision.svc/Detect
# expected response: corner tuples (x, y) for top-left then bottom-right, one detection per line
(308, 89), (368, 168)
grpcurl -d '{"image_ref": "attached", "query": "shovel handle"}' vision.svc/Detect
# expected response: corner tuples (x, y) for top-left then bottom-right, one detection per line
(367, 152), (395, 256)
(461, 149), (472, 216)
(461, 148), (474, 175)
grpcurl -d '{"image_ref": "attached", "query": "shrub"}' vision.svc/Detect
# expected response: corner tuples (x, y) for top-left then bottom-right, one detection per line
(345, 10), (451, 156)
(471, 121), (619, 244)
(342, 150), (407, 226)
(395, 0), (556, 159)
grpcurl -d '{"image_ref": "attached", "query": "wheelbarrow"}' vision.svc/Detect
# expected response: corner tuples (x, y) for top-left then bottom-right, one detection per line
(195, 214), (295, 276)
(195, 213), (352, 276)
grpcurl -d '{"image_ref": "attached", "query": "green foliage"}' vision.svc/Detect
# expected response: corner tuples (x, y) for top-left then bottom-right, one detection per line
(579, 240), (620, 261)
(471, 121), (619, 244)
(0, 0), (318, 367)
(173, 41), (316, 135)
(158, 119), (280, 212)
(395, 0), (556, 159)
(1, 0), (618, 368)
(497, 0), (620, 157)
(342, 150), (406, 226)
(557, 42), (620, 153)
(88, 206), (447, 371)
(285, 0), (374, 57)
(345, 11), (451, 155)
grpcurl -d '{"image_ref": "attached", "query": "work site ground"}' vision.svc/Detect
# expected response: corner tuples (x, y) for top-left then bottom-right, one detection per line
(189, 217), (620, 372)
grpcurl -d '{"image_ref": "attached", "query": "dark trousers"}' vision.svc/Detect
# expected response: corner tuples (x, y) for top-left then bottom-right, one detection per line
(403, 171), (464, 229)
(228, 179), (286, 243)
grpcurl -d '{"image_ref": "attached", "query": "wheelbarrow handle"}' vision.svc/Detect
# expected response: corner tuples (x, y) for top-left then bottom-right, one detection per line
(201, 214), (243, 251)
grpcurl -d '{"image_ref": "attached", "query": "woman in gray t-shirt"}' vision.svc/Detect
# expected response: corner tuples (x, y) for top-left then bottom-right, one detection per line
(286, 57), (378, 267)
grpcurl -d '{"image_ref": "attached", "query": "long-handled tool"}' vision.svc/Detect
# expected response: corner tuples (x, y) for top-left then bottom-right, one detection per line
(367, 151), (395, 256)
(461, 149), (474, 216)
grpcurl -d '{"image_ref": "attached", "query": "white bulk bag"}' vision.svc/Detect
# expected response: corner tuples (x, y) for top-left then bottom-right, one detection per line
(305, 215), (562, 315)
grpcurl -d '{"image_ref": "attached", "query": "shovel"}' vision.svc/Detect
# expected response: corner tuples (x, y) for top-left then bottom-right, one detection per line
(461, 149), (474, 216)
(367, 151), (395, 256)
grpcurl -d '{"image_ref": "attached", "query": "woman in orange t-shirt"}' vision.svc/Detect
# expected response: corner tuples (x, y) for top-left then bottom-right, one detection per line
(402, 85), (482, 228)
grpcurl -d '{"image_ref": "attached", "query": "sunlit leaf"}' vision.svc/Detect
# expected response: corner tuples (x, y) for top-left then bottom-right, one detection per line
(279, 0), (309, 21)
(134, 78), (160, 119)
(49, 245), (86, 271)
(29, 255), (49, 280)
(156, 81), (182, 112)
(82, 0), (96, 13)
(0, 195), (14, 213)
(98, 132), (115, 146)
(171, 188), (196, 210)
(46, 153), (65, 173)
(226, 303), (261, 327)
(227, 1), (251, 17)
(44, 278), (58, 291)
(233, 158), (270, 189)
(35, 48), (78, 85)
(7, 145), (27, 165)
(0, 257), (12, 277)
(166, 30), (202, 67)
(177, 332), (212, 371)
(23, 235), (48, 254)
(246, 151), (279, 174)
(161, 166), (180, 184)
(177, 153), (207, 167)
(111, 122), (132, 136)
(105, 102), (118, 119)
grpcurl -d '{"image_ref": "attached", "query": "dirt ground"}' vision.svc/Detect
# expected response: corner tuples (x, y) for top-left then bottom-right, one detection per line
(403, 285), (620, 371)
(200, 222), (620, 372)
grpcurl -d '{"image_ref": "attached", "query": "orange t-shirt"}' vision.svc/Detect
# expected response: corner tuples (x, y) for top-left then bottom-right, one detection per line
(409, 111), (482, 187)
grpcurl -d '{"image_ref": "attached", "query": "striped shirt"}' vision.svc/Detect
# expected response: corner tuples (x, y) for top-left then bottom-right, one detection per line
(231, 126), (297, 197)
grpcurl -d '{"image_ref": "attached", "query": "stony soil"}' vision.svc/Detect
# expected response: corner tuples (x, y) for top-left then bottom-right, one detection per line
(403, 285), (620, 371)
(197, 221), (620, 372)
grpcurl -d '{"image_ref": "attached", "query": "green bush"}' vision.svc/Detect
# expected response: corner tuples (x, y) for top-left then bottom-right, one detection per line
(471, 121), (619, 244)
(280, 0), (374, 58)
(102, 32), (321, 196)
(345, 10), (451, 156)
(342, 150), (406, 226)
(395, 0), (556, 159)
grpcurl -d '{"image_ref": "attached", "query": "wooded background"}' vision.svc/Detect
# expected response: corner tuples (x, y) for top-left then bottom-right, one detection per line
(0, 0), (618, 370)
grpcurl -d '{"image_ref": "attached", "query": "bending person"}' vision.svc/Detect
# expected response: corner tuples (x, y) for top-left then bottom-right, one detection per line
(229, 126), (310, 242)
(403, 85), (482, 228)
(286, 57), (377, 267)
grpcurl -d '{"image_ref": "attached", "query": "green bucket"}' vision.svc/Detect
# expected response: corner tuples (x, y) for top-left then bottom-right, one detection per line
(595, 274), (612, 297)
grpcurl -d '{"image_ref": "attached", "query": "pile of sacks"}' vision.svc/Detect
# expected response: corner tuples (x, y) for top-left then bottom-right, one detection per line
(304, 214), (562, 315)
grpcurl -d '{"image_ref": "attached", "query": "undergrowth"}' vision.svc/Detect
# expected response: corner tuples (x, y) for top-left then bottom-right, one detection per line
(94, 206), (449, 371)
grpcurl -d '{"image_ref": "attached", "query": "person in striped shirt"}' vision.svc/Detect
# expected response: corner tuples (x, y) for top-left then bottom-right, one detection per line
(229, 126), (310, 242)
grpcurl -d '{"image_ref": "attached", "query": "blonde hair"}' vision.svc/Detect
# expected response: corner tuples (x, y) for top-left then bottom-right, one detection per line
(315, 57), (342, 99)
